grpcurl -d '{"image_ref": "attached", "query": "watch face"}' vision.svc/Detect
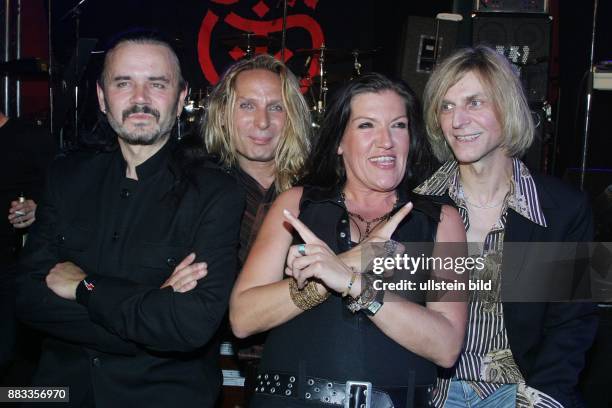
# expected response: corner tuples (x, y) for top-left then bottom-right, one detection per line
(365, 300), (383, 316)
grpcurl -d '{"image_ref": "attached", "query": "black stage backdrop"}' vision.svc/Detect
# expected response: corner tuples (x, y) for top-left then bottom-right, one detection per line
(49, 1), (452, 127)
(55, 0), (451, 85)
(44, 0), (612, 178)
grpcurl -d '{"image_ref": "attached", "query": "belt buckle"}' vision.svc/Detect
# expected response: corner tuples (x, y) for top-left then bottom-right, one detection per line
(344, 381), (372, 408)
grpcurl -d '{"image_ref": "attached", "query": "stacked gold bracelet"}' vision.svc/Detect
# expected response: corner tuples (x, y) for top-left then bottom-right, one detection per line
(289, 279), (330, 311)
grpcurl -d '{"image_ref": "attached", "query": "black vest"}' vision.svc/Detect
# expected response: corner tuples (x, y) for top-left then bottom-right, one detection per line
(259, 185), (441, 387)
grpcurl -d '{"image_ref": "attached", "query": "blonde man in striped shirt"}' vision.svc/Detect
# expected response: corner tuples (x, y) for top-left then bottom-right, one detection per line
(415, 45), (597, 408)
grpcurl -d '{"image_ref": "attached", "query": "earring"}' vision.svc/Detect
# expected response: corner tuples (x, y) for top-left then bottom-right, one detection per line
(176, 116), (182, 140)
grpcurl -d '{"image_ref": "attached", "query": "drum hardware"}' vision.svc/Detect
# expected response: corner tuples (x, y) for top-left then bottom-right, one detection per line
(313, 44), (329, 122)
(349, 48), (379, 80)
(295, 45), (351, 120)
(295, 46), (379, 125)
(280, 0), (289, 62)
(294, 46), (353, 62)
(220, 33), (278, 59)
(183, 88), (209, 117)
(352, 51), (362, 79)
(180, 87), (211, 139)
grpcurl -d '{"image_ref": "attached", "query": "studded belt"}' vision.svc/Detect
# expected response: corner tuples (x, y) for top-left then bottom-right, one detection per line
(253, 371), (434, 408)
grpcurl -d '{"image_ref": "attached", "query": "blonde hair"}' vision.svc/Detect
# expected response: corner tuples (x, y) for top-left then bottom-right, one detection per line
(203, 54), (311, 192)
(423, 45), (534, 162)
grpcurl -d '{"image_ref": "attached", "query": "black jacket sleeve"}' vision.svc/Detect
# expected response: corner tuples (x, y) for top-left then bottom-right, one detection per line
(16, 163), (139, 355)
(76, 182), (244, 353)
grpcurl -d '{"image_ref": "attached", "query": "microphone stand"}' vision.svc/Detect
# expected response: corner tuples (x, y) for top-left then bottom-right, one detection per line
(61, 0), (91, 146)
(280, 0), (288, 62)
(580, 0), (599, 190)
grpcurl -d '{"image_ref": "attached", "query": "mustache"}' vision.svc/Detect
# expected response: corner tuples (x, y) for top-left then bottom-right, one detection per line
(122, 105), (160, 121)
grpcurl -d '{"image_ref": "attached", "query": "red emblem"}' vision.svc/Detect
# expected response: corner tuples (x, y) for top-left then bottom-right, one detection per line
(197, 0), (324, 87)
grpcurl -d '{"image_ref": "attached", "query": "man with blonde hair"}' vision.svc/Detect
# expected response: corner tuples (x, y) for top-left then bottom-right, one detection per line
(202, 55), (311, 405)
(203, 54), (311, 264)
(415, 45), (597, 407)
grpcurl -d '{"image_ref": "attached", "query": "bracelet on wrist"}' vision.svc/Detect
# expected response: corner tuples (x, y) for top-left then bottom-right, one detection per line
(289, 279), (330, 311)
(344, 273), (384, 316)
(341, 270), (357, 297)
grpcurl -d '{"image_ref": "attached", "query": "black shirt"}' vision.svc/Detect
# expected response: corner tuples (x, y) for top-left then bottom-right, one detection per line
(16, 139), (244, 407)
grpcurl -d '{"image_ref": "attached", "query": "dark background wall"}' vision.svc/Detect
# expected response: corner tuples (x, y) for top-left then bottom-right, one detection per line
(557, 0), (611, 177)
(14, 0), (612, 187)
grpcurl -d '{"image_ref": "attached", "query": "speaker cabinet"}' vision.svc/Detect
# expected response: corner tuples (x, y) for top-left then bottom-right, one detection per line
(473, 0), (549, 14)
(472, 13), (552, 103)
(397, 16), (460, 98)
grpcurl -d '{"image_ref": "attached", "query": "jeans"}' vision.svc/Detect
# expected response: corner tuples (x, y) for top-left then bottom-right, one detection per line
(445, 379), (517, 408)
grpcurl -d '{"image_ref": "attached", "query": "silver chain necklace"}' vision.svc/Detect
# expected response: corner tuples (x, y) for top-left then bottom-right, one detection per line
(463, 195), (505, 209)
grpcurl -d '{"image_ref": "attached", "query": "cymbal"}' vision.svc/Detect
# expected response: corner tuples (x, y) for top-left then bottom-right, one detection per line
(304, 72), (349, 85)
(350, 47), (381, 57)
(220, 33), (278, 48)
(293, 47), (350, 57)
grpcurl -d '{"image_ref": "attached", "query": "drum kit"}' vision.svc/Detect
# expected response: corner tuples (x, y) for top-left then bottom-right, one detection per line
(182, 32), (380, 129)
(0, 35), (379, 140)
(294, 45), (380, 124)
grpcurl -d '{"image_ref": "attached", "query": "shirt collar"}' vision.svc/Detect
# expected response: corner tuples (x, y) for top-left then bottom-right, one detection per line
(117, 137), (175, 181)
(414, 158), (547, 227)
(235, 165), (273, 193)
(507, 157), (547, 227)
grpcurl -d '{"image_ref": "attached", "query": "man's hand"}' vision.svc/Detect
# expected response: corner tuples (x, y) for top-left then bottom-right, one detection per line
(160, 253), (208, 293)
(8, 198), (37, 229)
(46, 262), (86, 300)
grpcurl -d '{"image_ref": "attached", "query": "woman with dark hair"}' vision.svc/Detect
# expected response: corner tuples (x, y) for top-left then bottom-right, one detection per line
(230, 73), (467, 408)
(303, 73), (437, 190)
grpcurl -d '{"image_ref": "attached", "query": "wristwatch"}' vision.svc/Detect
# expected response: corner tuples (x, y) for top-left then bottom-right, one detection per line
(345, 273), (385, 316)
(362, 289), (385, 316)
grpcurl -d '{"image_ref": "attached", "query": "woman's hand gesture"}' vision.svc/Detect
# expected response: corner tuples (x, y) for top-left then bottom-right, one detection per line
(283, 209), (355, 294)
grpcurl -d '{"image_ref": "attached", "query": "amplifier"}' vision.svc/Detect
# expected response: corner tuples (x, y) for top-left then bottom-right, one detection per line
(473, 0), (548, 13)
(397, 15), (460, 98)
(472, 13), (552, 103)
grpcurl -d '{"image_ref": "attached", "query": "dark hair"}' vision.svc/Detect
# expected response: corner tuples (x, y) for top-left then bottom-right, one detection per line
(300, 72), (437, 190)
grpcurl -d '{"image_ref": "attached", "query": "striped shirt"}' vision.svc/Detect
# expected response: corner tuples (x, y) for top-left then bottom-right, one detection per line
(415, 159), (561, 408)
